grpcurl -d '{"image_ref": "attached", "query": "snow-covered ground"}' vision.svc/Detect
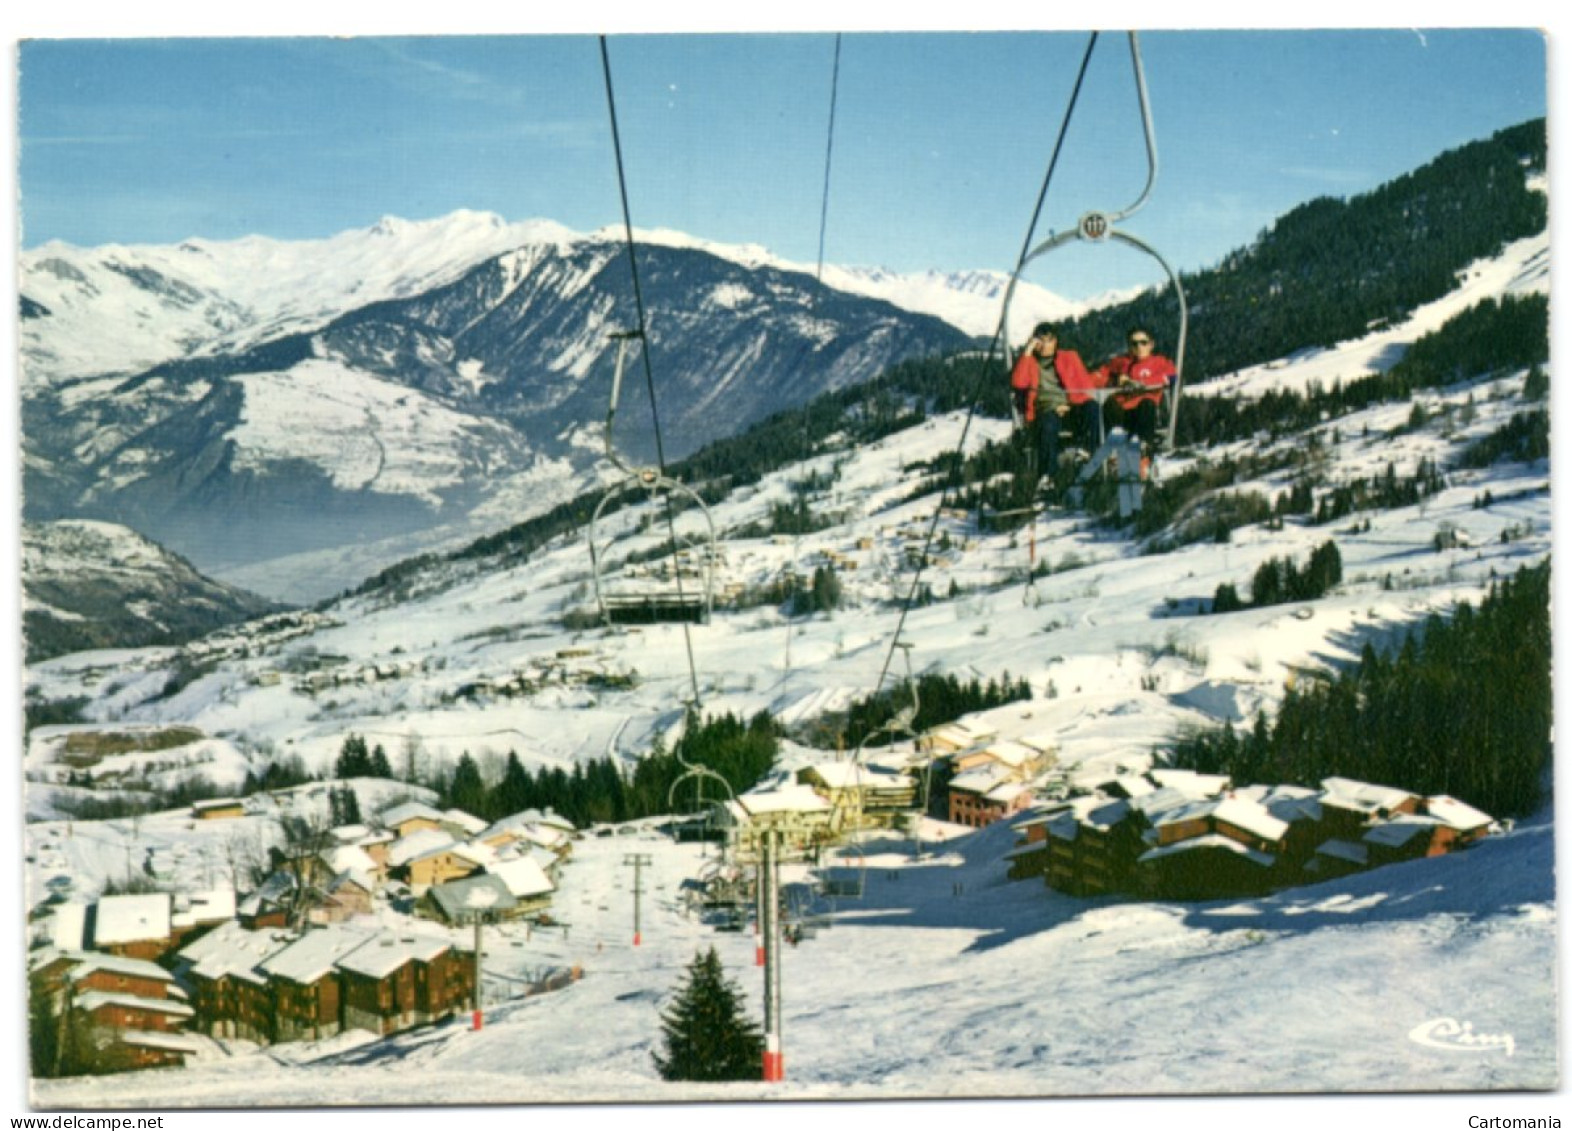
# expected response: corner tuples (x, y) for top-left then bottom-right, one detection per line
(11, 228), (1562, 1120)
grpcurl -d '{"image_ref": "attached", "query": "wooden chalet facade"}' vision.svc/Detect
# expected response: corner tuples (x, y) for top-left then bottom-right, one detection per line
(174, 921), (476, 1043)
(192, 798), (246, 820)
(34, 951), (199, 1074)
(337, 936), (474, 1036)
(1019, 771), (1496, 901)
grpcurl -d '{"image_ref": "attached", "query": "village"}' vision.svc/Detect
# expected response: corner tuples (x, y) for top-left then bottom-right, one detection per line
(27, 705), (1500, 1078)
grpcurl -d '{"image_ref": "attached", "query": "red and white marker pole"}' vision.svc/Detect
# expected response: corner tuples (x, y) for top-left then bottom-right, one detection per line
(761, 829), (784, 1082)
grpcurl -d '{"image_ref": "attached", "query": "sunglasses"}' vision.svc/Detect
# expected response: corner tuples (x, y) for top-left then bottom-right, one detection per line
(1129, 338), (1152, 346)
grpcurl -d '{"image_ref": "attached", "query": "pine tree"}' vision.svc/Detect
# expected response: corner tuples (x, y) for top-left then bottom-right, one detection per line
(654, 947), (764, 1082)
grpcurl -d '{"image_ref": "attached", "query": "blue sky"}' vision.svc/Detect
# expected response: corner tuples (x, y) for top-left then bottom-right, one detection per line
(14, 27), (1550, 299)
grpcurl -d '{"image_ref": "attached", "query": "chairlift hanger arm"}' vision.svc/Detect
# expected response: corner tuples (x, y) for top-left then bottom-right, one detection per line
(1107, 31), (1159, 226)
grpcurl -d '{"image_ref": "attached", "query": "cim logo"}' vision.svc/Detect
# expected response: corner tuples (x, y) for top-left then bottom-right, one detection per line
(1408, 1017), (1516, 1057)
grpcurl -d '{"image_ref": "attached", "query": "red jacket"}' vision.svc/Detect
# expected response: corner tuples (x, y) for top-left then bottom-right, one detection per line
(1098, 352), (1176, 409)
(1010, 348), (1098, 421)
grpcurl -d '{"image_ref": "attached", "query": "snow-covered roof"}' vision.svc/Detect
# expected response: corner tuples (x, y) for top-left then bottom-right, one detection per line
(1233, 784), (1323, 824)
(237, 871), (297, 916)
(926, 720), (996, 748)
(330, 824), (371, 842)
(1363, 816), (1440, 848)
(984, 780), (1032, 804)
(322, 844), (379, 877)
(1127, 786), (1202, 821)
(1149, 769), (1232, 798)
(1321, 777), (1417, 813)
(980, 741), (1040, 769)
(801, 761), (914, 790)
(488, 856), (555, 900)
(335, 932), (452, 979)
(387, 827), (458, 867)
(176, 920), (297, 984)
(118, 1030), (201, 1054)
(74, 990), (194, 1018)
(1002, 840), (1051, 861)
(65, 951), (174, 984)
(380, 801), (445, 829)
(442, 809), (488, 836)
(426, 874), (519, 921)
(93, 893), (171, 946)
(1137, 834), (1276, 869)
(949, 764), (1015, 795)
(1212, 797), (1291, 842)
(406, 840), (492, 869)
(192, 797), (245, 812)
(1016, 733), (1057, 755)
(172, 887), (236, 929)
(317, 870), (372, 900)
(1315, 839), (1369, 866)
(50, 903), (89, 951)
(738, 784), (832, 815)
(260, 924), (377, 985)
(1425, 795), (1493, 831)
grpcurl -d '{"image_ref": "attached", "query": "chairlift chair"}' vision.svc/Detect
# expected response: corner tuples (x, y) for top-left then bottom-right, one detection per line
(587, 330), (720, 626)
(999, 33), (1189, 521)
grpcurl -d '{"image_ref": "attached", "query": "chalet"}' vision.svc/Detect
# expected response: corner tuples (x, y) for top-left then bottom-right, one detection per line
(93, 893), (174, 961)
(1318, 777), (1421, 838)
(720, 784), (836, 860)
(1005, 804), (1065, 881)
(61, 951), (179, 1002)
(1423, 795), (1496, 849)
(950, 739), (1050, 779)
(1148, 769), (1233, 796)
(336, 933), (474, 1036)
(1135, 834), (1278, 898)
(171, 888), (238, 941)
(796, 761), (918, 828)
(192, 798), (246, 820)
(1362, 815), (1448, 866)
(320, 843), (381, 889)
(402, 843), (492, 893)
(386, 827), (457, 874)
(486, 856), (556, 915)
(238, 872), (298, 929)
(422, 874), (520, 925)
(309, 872), (375, 924)
(1044, 796), (1141, 897)
(379, 800), (447, 839)
(920, 719), (997, 757)
(258, 924), (377, 1042)
(173, 921), (296, 1041)
(1306, 838), (1370, 880)
(947, 764), (1034, 828)
(440, 809), (489, 840)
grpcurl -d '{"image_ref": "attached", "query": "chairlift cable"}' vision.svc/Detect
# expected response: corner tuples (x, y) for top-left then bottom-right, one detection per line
(871, 30), (1101, 698)
(598, 35), (702, 709)
(781, 32), (844, 687)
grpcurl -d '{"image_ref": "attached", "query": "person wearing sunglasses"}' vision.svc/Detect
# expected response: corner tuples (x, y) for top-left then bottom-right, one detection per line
(1010, 322), (1101, 480)
(1096, 326), (1177, 451)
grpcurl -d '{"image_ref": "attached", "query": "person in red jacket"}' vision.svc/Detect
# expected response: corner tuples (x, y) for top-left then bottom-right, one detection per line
(1096, 325), (1177, 447)
(1010, 322), (1101, 474)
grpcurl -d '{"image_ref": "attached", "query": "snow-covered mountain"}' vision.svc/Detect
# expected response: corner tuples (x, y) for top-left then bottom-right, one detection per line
(20, 220), (1555, 1107)
(22, 519), (284, 663)
(22, 216), (1001, 599)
